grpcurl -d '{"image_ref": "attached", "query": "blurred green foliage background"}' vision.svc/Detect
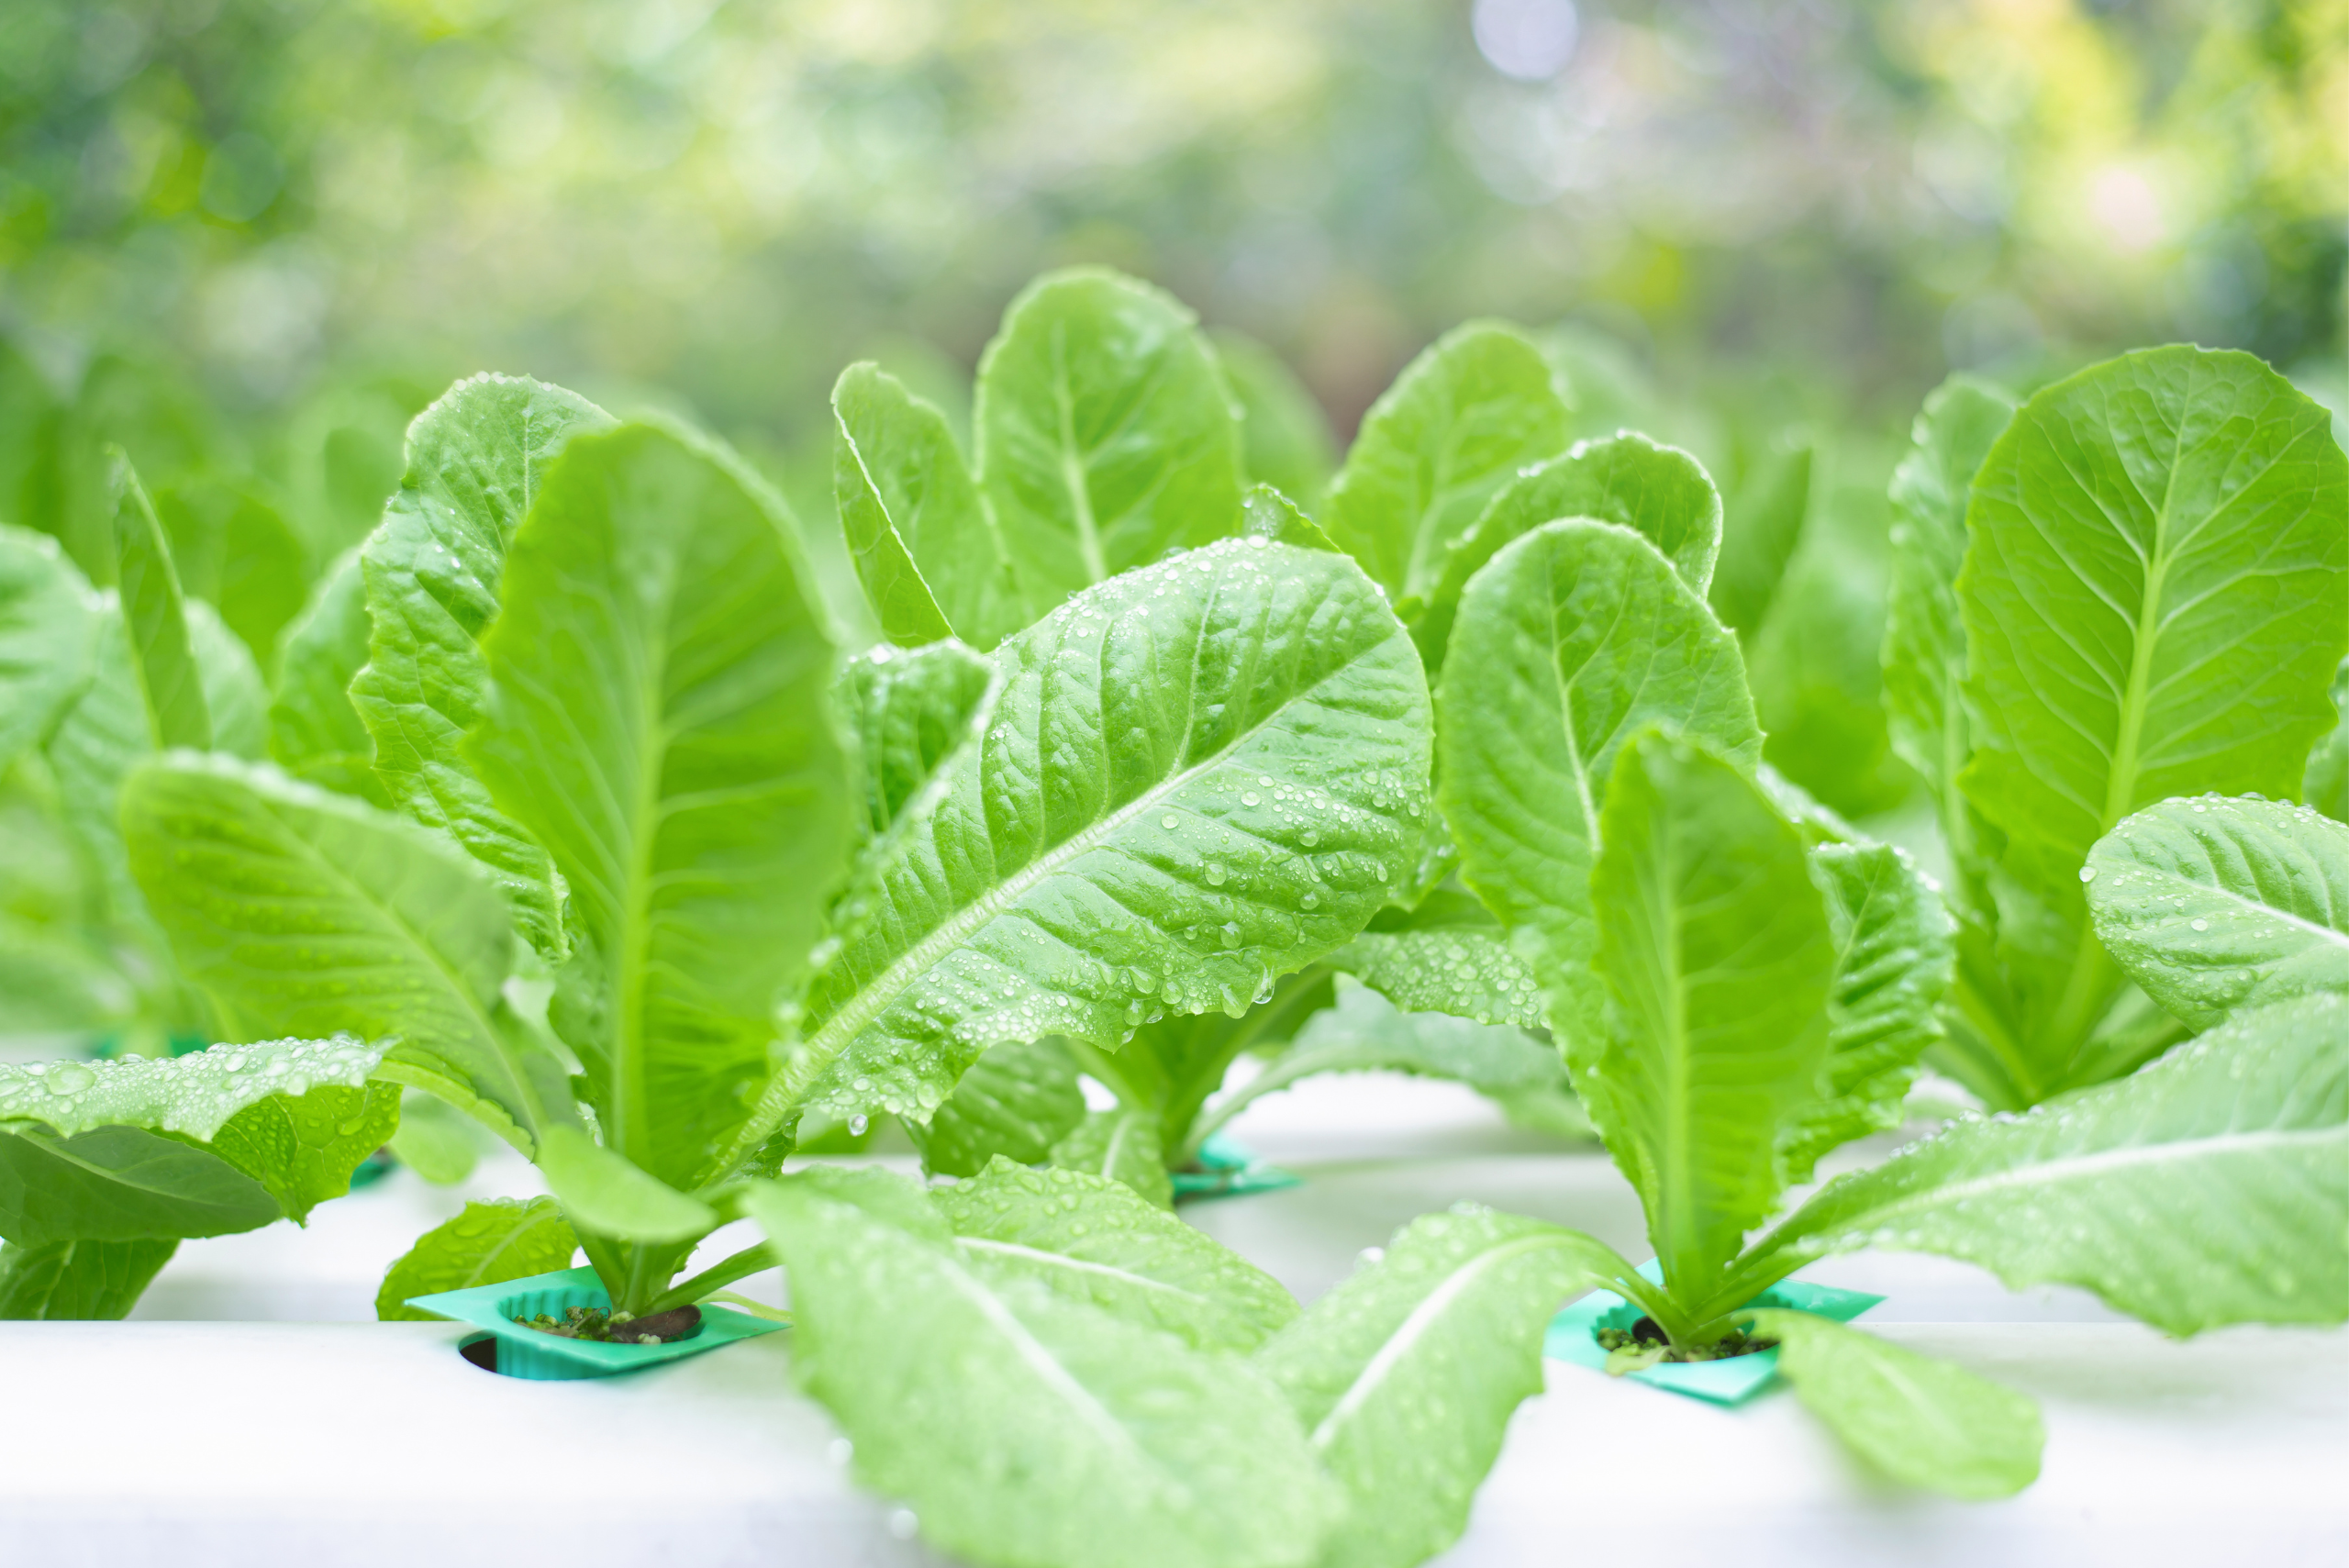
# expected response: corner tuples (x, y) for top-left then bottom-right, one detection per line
(1, 0), (2343, 806)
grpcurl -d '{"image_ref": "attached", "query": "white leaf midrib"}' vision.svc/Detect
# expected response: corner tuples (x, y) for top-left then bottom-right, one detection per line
(955, 1236), (1215, 1308)
(1801, 1124), (2338, 1241)
(1309, 1232), (1561, 1453)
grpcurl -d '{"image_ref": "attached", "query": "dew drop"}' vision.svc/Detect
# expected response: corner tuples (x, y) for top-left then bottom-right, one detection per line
(46, 1062), (95, 1095)
(2078, 866), (2097, 883)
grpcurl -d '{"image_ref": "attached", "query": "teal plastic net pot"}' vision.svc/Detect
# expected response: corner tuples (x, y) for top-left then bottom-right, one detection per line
(1544, 1261), (1882, 1407)
(1171, 1131), (1300, 1202)
(406, 1264), (785, 1382)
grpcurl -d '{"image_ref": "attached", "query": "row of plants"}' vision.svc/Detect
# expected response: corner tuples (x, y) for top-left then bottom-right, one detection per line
(0, 268), (2343, 1568)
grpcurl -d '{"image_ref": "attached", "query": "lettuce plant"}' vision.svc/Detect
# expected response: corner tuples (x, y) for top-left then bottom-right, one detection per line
(5, 267), (2340, 1568)
(1882, 350), (2347, 1108)
(829, 276), (1606, 1196)
(87, 328), (1432, 1325)
(1424, 340), (2344, 1474)
(1418, 411), (2344, 1491)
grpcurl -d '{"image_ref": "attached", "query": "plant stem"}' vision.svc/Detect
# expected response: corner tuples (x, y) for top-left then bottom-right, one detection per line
(1065, 1039), (1152, 1112)
(640, 1243), (777, 1318)
(576, 1229), (631, 1307)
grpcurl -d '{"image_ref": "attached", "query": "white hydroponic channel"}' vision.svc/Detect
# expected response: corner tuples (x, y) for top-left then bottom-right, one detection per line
(5, 1070), (2337, 1568)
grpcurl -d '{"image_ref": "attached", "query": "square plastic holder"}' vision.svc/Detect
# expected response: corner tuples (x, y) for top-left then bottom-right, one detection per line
(1544, 1260), (1883, 1407)
(406, 1264), (785, 1381)
(1171, 1131), (1301, 1202)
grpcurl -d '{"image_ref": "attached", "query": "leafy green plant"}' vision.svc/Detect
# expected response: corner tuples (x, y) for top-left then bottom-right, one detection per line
(827, 277), (1603, 1200)
(1882, 350), (2348, 1108)
(6, 268), (2343, 1568)
(1421, 456), (2344, 1489)
(107, 345), (1434, 1326)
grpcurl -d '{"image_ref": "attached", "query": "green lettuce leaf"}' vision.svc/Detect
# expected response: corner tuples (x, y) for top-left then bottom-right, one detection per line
(832, 361), (1023, 650)
(936, 1158), (1297, 1351)
(0, 1237), (177, 1319)
(1051, 1106), (1173, 1209)
(43, 595), (269, 1013)
(534, 1125), (718, 1244)
(1743, 1309), (2043, 1500)
(1540, 325), (1674, 439)
(266, 547), (384, 801)
(0, 1035), (385, 1140)
(2087, 795), (2349, 1029)
(1418, 431), (1722, 667)
(2304, 660), (2349, 823)
(1880, 373), (2014, 818)
(107, 448), (209, 751)
(374, 1195), (578, 1322)
(1252, 1206), (1631, 1568)
(1726, 993), (2348, 1334)
(1745, 468), (1912, 819)
(206, 1081), (399, 1224)
(184, 601), (266, 760)
(907, 1034), (1085, 1178)
(1588, 728), (1834, 1298)
(42, 597), (165, 932)
(976, 269), (1242, 621)
(1332, 889), (1546, 1028)
(0, 525), (95, 773)
(384, 1091), (484, 1185)
(1957, 348), (2348, 1093)
(0, 915), (131, 1035)
(1437, 518), (1761, 1051)
(0, 1127), (277, 1245)
(839, 639), (997, 851)
(745, 1167), (1337, 1568)
(120, 752), (573, 1151)
(0, 1037), (388, 1248)
(1238, 484), (1339, 552)
(1708, 431), (1812, 640)
(152, 476), (309, 673)
(348, 373), (614, 962)
(1324, 322), (1567, 614)
(1777, 840), (1955, 1182)
(727, 537), (1431, 1156)
(468, 421), (852, 1191)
